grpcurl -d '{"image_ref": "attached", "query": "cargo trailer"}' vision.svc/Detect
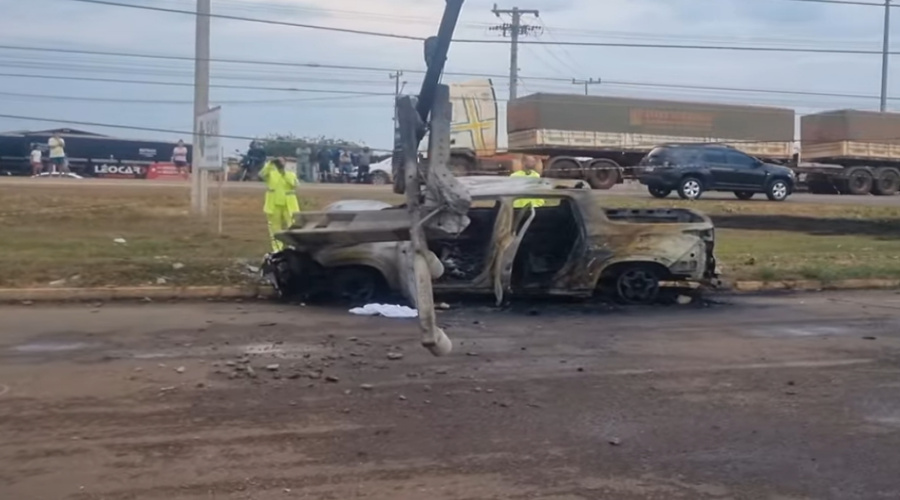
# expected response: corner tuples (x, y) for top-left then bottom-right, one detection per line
(505, 93), (795, 189)
(797, 109), (900, 195)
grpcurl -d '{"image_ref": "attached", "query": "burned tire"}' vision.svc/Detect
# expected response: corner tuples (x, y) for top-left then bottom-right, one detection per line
(844, 167), (874, 195)
(734, 191), (755, 200)
(872, 167), (900, 196)
(648, 186), (672, 198)
(677, 177), (704, 200)
(614, 265), (662, 305)
(585, 159), (621, 190)
(332, 267), (385, 306)
(370, 170), (391, 186)
(765, 179), (790, 202)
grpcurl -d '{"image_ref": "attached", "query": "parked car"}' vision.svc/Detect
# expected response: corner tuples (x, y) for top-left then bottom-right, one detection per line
(368, 156), (393, 185)
(262, 177), (719, 305)
(637, 143), (796, 201)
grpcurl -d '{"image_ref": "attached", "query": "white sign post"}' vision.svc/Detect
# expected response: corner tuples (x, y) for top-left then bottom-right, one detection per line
(193, 106), (221, 216)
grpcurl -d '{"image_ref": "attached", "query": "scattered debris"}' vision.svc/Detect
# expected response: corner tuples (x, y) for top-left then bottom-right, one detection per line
(608, 437), (622, 446)
(159, 386), (176, 392)
(677, 295), (693, 305)
(349, 337), (359, 342)
(246, 366), (257, 378)
(114, 238), (127, 245)
(21, 300), (33, 306)
(466, 352), (480, 357)
(862, 336), (878, 341)
(156, 277), (168, 285)
(265, 364), (280, 372)
(175, 366), (186, 374)
(360, 384), (374, 391)
(258, 322), (278, 327)
(349, 303), (418, 318)
(308, 371), (323, 380)
(196, 382), (206, 388)
(225, 361), (237, 367)
(325, 375), (340, 383)
(387, 352), (404, 361)
(288, 373), (301, 380)
(172, 262), (185, 270)
(398, 395), (407, 401)
(436, 302), (451, 310)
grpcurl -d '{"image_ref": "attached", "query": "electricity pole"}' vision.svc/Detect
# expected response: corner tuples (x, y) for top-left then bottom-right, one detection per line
(572, 78), (600, 96)
(389, 70), (406, 129)
(191, 0), (211, 215)
(490, 4), (540, 101)
(881, 0), (892, 112)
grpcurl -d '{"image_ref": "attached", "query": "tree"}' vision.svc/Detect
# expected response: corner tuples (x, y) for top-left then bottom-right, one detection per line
(259, 133), (365, 158)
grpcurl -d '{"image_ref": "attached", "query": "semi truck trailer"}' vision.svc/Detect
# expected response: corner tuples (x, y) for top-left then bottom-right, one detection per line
(505, 93), (796, 189)
(796, 109), (900, 196)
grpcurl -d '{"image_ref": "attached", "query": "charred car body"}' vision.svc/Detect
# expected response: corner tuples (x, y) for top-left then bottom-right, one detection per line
(263, 177), (718, 306)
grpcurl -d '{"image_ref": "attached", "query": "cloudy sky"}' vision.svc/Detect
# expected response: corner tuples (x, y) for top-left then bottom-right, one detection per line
(0, 0), (895, 151)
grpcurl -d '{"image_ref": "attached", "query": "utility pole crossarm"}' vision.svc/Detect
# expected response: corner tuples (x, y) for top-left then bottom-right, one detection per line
(572, 77), (601, 96)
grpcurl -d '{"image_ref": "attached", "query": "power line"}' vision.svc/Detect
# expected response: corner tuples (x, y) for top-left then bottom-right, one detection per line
(60, 0), (900, 55)
(68, 0), (423, 41)
(0, 112), (395, 152)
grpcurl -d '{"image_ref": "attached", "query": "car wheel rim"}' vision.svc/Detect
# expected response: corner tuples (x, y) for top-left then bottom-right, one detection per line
(683, 180), (700, 198)
(772, 182), (787, 199)
(617, 269), (660, 304)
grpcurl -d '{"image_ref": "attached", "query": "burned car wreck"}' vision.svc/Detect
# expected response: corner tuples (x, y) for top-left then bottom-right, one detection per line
(262, 176), (718, 306)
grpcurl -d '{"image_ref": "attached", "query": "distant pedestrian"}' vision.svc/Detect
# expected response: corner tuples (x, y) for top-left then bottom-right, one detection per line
(30, 145), (43, 176)
(48, 132), (69, 174)
(356, 147), (371, 183)
(171, 139), (189, 175)
(338, 149), (353, 182)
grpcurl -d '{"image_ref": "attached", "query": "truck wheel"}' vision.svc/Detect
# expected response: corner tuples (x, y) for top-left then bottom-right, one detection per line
(546, 157), (580, 179)
(872, 167), (900, 196)
(585, 159), (620, 190)
(648, 186), (671, 198)
(370, 171), (391, 185)
(677, 177), (704, 200)
(765, 179), (790, 201)
(845, 167), (874, 195)
(734, 191), (755, 200)
(615, 265), (661, 305)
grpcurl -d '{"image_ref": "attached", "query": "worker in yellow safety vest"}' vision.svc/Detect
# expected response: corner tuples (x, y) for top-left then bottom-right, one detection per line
(510, 156), (545, 208)
(260, 157), (300, 252)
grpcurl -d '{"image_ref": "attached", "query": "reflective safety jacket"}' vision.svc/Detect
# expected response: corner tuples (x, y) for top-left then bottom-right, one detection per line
(510, 169), (545, 208)
(260, 161), (300, 214)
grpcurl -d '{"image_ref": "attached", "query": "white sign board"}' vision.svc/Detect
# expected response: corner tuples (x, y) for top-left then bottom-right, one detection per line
(195, 106), (222, 169)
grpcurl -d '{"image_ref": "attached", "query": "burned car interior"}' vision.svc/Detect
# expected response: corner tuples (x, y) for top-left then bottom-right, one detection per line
(512, 198), (581, 290)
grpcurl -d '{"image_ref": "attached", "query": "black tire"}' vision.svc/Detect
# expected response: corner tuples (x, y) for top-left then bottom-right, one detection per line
(546, 157), (581, 180)
(872, 167), (900, 196)
(734, 191), (755, 200)
(615, 265), (661, 305)
(648, 186), (672, 198)
(765, 179), (791, 201)
(585, 159), (621, 190)
(677, 177), (704, 200)
(332, 267), (385, 306)
(844, 167), (874, 195)
(370, 171), (391, 186)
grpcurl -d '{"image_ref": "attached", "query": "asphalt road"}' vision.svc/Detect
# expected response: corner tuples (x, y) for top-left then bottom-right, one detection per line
(2, 291), (900, 499)
(2, 176), (899, 206)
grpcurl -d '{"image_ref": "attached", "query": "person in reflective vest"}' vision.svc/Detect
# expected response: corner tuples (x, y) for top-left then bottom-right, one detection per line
(260, 157), (300, 252)
(510, 156), (545, 208)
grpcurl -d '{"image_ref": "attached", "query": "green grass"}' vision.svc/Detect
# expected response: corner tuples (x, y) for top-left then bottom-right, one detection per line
(1, 183), (899, 287)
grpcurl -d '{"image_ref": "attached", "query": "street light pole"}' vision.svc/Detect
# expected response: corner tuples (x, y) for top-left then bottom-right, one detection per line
(881, 0), (892, 112)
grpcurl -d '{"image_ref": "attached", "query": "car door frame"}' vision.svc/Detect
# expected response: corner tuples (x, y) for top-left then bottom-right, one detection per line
(724, 150), (767, 190)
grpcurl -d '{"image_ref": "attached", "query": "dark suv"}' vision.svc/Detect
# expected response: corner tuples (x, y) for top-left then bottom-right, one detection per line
(637, 144), (796, 201)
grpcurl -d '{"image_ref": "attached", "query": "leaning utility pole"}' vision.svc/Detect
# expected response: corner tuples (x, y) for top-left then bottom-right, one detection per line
(191, 0), (211, 215)
(572, 77), (600, 96)
(881, 0), (892, 112)
(490, 4), (540, 101)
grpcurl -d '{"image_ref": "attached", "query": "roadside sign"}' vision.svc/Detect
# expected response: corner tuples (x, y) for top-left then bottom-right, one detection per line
(195, 106), (222, 170)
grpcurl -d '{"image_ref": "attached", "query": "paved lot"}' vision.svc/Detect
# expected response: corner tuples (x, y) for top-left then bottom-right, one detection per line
(2, 176), (899, 206)
(2, 291), (900, 499)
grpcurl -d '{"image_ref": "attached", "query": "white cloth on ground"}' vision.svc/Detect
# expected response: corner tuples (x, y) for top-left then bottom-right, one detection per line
(349, 303), (418, 319)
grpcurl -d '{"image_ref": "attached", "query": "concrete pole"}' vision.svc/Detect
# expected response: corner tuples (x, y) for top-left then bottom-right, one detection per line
(881, 0), (892, 112)
(191, 0), (211, 215)
(509, 7), (520, 101)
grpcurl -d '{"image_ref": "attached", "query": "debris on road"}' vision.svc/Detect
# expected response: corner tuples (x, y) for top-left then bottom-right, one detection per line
(266, 364), (280, 371)
(608, 437), (622, 446)
(325, 375), (340, 383)
(349, 304), (418, 319)
(387, 352), (404, 361)
(175, 366), (186, 374)
(113, 238), (127, 245)
(172, 263), (185, 270)
(360, 384), (374, 391)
